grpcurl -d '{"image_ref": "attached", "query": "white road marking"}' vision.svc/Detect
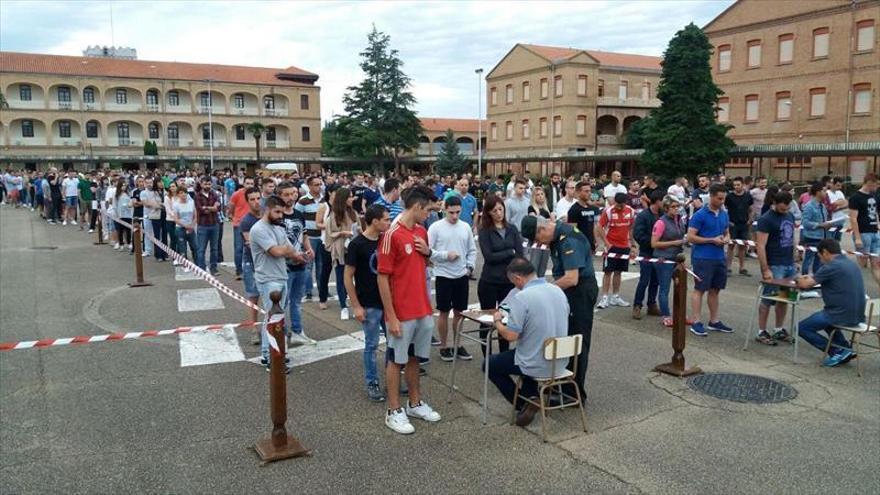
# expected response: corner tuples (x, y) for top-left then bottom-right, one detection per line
(177, 288), (225, 312)
(179, 325), (246, 367)
(175, 266), (202, 281)
(246, 331), (385, 368)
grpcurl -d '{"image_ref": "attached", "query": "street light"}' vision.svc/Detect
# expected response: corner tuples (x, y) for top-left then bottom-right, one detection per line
(204, 79), (215, 174)
(475, 68), (483, 178)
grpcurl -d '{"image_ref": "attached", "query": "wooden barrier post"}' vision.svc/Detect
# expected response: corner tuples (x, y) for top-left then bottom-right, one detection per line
(254, 291), (310, 463)
(93, 212), (107, 245)
(654, 254), (702, 377)
(129, 220), (152, 288)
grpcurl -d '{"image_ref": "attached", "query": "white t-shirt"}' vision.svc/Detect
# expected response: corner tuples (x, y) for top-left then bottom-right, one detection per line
(826, 190), (849, 223)
(554, 196), (575, 219)
(62, 177), (79, 197)
(667, 184), (686, 201)
(603, 183), (627, 203)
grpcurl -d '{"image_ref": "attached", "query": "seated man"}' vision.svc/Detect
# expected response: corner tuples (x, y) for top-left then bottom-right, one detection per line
(796, 239), (867, 367)
(486, 257), (570, 427)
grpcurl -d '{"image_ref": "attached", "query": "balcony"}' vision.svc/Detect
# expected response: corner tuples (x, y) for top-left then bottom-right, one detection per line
(105, 103), (143, 112)
(232, 107), (259, 116)
(167, 138), (180, 148)
(83, 102), (99, 111)
(51, 101), (76, 111)
(597, 135), (620, 145)
(202, 140), (226, 148)
(263, 108), (288, 117)
(55, 139), (82, 147)
(597, 96), (661, 108)
(265, 140), (276, 149)
(197, 105), (225, 115)
(146, 103), (160, 112)
(8, 100), (45, 110)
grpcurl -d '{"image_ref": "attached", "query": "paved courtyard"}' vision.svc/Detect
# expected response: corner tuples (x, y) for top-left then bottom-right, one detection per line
(1, 206), (879, 494)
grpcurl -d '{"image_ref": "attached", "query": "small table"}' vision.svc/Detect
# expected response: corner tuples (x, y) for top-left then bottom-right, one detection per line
(448, 309), (500, 425)
(742, 278), (817, 363)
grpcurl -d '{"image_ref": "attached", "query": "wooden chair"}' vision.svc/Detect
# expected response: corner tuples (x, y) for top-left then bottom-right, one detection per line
(511, 335), (587, 442)
(824, 299), (879, 377)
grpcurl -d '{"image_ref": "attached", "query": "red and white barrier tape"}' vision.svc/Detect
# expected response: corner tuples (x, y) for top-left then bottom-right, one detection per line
(750, 220), (851, 233)
(0, 321), (258, 352)
(728, 237), (877, 258)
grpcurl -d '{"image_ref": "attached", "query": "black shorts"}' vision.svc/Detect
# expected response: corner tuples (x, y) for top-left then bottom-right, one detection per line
(603, 246), (630, 273)
(730, 223), (750, 240)
(435, 276), (469, 312)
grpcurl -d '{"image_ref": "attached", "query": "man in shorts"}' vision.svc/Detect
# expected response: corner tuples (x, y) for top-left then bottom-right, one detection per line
(378, 185), (442, 434)
(687, 183), (734, 337)
(238, 187), (263, 338)
(61, 170), (80, 225)
(754, 191), (798, 345)
(849, 174), (880, 281)
(595, 192), (635, 309)
(725, 177), (753, 275)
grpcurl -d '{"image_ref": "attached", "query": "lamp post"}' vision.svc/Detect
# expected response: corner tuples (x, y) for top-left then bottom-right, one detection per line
(205, 79), (215, 174)
(475, 68), (483, 178)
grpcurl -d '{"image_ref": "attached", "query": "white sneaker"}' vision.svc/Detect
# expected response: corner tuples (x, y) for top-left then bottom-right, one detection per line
(88, 229), (94, 233)
(71, 220), (77, 225)
(142, 251), (151, 257)
(406, 400), (441, 423)
(63, 220), (68, 225)
(113, 243), (121, 250)
(597, 295), (609, 309)
(341, 308), (350, 320)
(800, 290), (820, 299)
(385, 408), (415, 434)
(612, 295), (630, 307)
(288, 331), (317, 346)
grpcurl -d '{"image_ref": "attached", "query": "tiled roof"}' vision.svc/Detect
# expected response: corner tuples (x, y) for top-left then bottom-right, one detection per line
(420, 118), (484, 133)
(0, 51), (318, 86)
(523, 44), (662, 71)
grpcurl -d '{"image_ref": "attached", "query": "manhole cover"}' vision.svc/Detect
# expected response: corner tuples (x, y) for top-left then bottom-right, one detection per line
(686, 373), (797, 404)
(30, 246), (58, 250)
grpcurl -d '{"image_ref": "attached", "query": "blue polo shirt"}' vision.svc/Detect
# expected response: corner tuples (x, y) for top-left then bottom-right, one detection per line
(689, 205), (729, 261)
(446, 191), (478, 226)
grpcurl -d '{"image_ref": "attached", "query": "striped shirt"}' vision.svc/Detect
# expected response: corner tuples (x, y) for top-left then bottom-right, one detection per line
(373, 194), (403, 220)
(295, 193), (321, 238)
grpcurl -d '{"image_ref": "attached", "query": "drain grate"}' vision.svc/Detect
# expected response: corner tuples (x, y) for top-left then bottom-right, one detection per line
(687, 372), (797, 404)
(30, 246), (58, 250)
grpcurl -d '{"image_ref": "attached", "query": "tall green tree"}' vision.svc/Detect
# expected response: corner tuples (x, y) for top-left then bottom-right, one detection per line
(434, 129), (468, 177)
(246, 122), (266, 166)
(640, 23), (733, 179)
(341, 26), (422, 174)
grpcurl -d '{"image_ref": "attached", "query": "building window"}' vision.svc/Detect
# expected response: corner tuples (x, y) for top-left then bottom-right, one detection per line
(58, 121), (71, 138)
(775, 91), (792, 120)
(718, 45), (731, 72)
(265, 127), (276, 141)
(168, 90), (179, 106)
(117, 122), (130, 139)
(747, 39), (762, 67)
(577, 75), (587, 96)
(235, 125), (245, 140)
(717, 97), (730, 122)
(554, 75), (563, 97)
(200, 92), (212, 107)
(641, 82), (651, 100)
(263, 95), (275, 109)
(57, 86), (71, 102)
(505, 121), (513, 140)
(522, 81), (530, 101)
(809, 88), (826, 117)
(540, 78), (549, 99)
(234, 94), (245, 109)
(300, 94), (309, 110)
(854, 83), (872, 114)
(553, 116), (562, 137)
(146, 90), (158, 106)
(21, 120), (34, 137)
(148, 122), (159, 139)
(539, 118), (547, 138)
(83, 87), (95, 104)
(490, 122), (497, 140)
(86, 121), (98, 138)
(167, 124), (179, 140)
(490, 87), (497, 106)
(618, 81), (628, 99)
(813, 27), (829, 58)
(857, 20), (875, 51)
(505, 84), (513, 104)
(576, 115), (586, 136)
(301, 126), (311, 142)
(115, 89), (127, 104)
(19, 84), (32, 101)
(202, 125), (212, 141)
(521, 119), (530, 139)
(597, 79), (604, 97)
(745, 94), (759, 122)
(778, 34), (794, 64)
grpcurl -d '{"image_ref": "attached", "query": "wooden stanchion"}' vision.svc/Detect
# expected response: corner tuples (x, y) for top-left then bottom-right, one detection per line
(129, 220), (152, 288)
(654, 254), (702, 377)
(93, 212), (107, 245)
(254, 291), (310, 463)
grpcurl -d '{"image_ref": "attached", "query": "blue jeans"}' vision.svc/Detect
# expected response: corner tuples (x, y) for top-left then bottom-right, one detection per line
(150, 219), (167, 260)
(305, 237), (323, 298)
(485, 350), (538, 405)
(798, 310), (851, 354)
(633, 260), (659, 307)
(258, 280), (289, 362)
(286, 269), (307, 334)
(334, 263), (348, 309)
(856, 232), (880, 256)
(801, 238), (822, 275)
(196, 224), (219, 272)
(176, 226), (197, 260)
(655, 262), (675, 317)
(362, 307), (385, 386)
(233, 225), (243, 275)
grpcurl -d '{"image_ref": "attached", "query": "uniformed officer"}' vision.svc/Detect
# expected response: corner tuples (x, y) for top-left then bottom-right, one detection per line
(520, 215), (598, 402)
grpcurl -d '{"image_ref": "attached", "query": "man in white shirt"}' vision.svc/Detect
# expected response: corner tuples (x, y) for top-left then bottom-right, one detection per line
(826, 177), (848, 241)
(61, 170), (80, 225)
(428, 195), (478, 362)
(554, 179), (577, 219)
(667, 177), (687, 202)
(602, 171), (627, 207)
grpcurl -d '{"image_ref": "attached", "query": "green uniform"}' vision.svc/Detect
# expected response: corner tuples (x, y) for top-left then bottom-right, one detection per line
(550, 222), (594, 279)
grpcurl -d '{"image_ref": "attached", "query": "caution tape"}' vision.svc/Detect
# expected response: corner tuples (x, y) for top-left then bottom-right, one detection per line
(0, 321), (258, 352)
(728, 237), (878, 258)
(750, 220), (851, 233)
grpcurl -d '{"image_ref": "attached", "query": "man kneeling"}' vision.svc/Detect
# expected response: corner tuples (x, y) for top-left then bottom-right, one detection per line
(487, 257), (570, 427)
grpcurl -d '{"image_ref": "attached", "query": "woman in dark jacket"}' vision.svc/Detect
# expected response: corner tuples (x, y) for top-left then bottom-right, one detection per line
(477, 194), (523, 354)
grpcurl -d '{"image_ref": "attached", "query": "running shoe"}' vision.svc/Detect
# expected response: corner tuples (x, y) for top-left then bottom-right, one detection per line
(367, 382), (385, 402)
(755, 330), (778, 346)
(771, 328), (793, 343)
(405, 400), (441, 422)
(456, 346), (473, 361)
(385, 408), (415, 434)
(439, 348), (455, 362)
(611, 295), (630, 307)
(823, 350), (854, 367)
(431, 335), (441, 346)
(341, 308), (350, 321)
(289, 331), (317, 346)
(596, 295), (609, 309)
(707, 320), (734, 333)
(689, 322), (708, 337)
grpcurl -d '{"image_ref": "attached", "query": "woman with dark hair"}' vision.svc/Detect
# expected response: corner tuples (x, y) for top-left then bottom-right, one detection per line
(760, 186), (779, 216)
(142, 177), (168, 261)
(165, 182), (180, 264)
(326, 186), (358, 320)
(114, 179), (133, 251)
(315, 183), (339, 309)
(477, 194), (524, 354)
(172, 185), (198, 265)
(651, 195), (686, 328)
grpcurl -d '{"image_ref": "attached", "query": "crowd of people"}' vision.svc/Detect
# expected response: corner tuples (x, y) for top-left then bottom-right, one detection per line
(2, 164), (875, 433)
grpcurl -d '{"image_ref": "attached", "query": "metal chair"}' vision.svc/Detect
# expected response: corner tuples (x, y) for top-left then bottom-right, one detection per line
(824, 299), (879, 377)
(510, 335), (587, 442)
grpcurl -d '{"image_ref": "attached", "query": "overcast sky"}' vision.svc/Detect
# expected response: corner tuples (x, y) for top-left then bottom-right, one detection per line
(1, 0), (733, 123)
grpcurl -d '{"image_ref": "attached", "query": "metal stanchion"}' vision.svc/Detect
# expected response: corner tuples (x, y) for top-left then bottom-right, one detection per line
(254, 291), (310, 463)
(654, 254), (702, 377)
(93, 212), (107, 245)
(129, 219), (152, 288)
